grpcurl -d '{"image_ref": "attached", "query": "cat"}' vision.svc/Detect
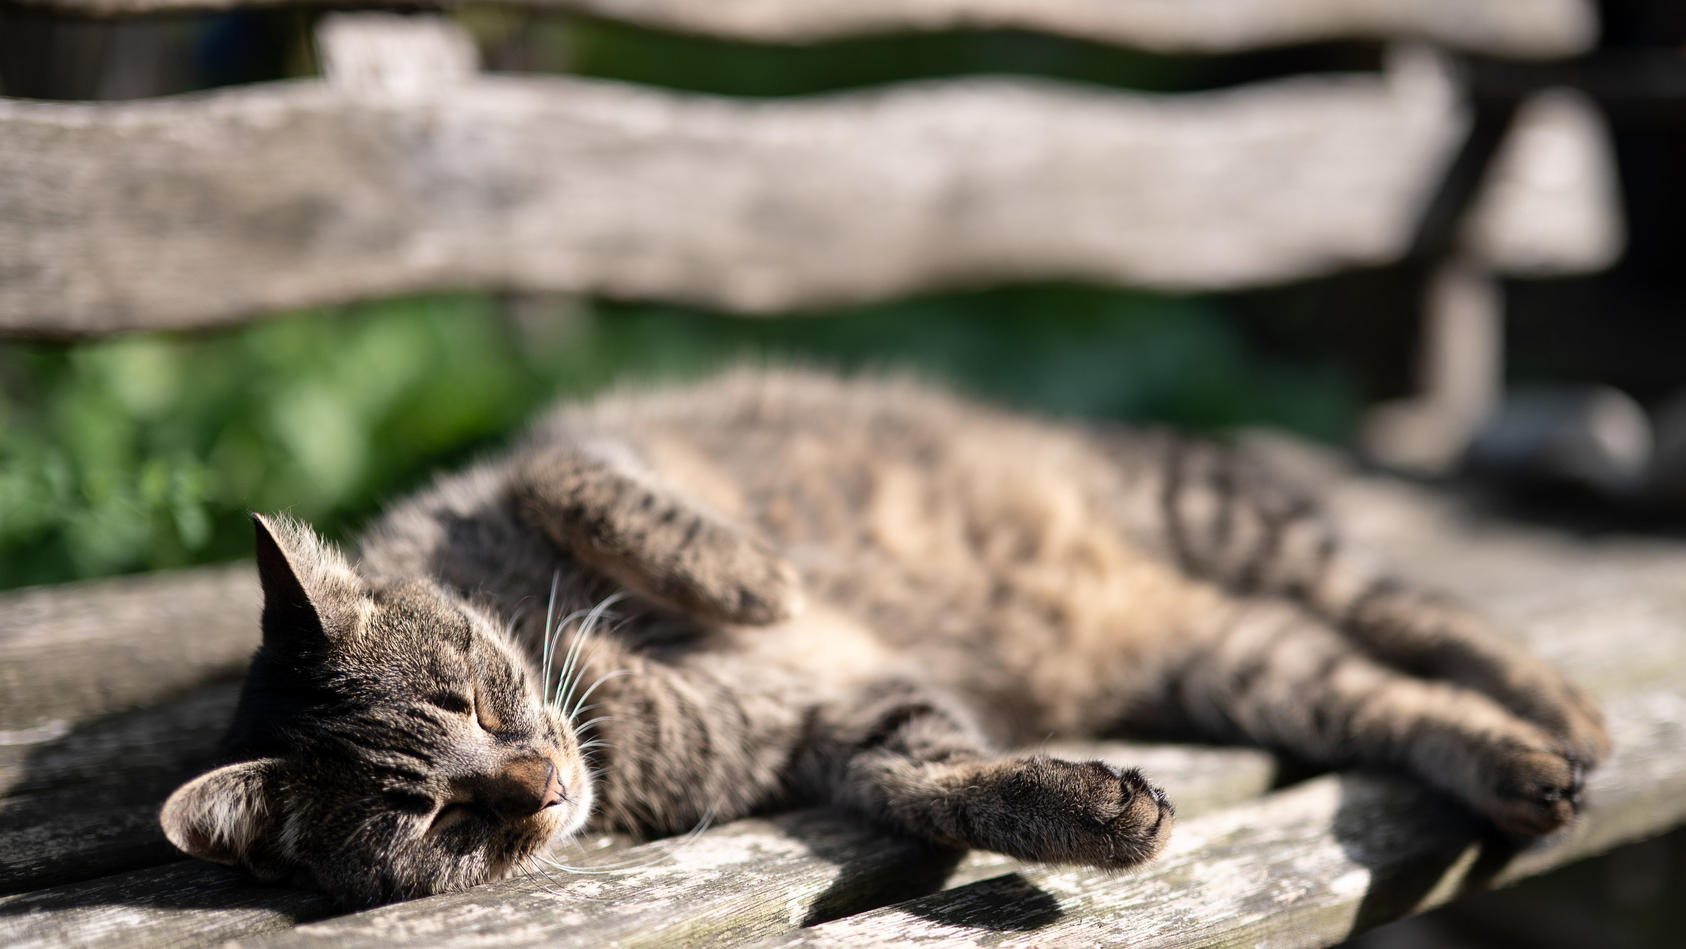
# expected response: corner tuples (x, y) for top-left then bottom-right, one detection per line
(161, 368), (1609, 906)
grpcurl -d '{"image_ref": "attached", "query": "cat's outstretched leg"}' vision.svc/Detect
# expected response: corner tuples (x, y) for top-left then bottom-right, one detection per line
(1178, 599), (1586, 836)
(800, 680), (1174, 868)
(586, 662), (1170, 867)
(1126, 433), (1609, 767)
(513, 443), (802, 625)
(1331, 580), (1609, 767)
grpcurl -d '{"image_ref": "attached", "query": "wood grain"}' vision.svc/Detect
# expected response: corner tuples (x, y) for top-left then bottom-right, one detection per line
(0, 685), (238, 892)
(0, 861), (339, 949)
(0, 567), (257, 734)
(0, 683), (238, 799)
(1, 70), (1472, 336)
(11, 0), (1597, 58)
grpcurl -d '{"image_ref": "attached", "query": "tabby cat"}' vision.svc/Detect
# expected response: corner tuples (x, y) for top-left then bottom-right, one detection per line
(161, 370), (1609, 906)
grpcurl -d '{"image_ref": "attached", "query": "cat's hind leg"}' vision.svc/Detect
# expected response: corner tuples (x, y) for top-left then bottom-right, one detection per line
(1176, 599), (1586, 836)
(1132, 434), (1608, 767)
(800, 680), (1174, 868)
(1332, 579), (1609, 768)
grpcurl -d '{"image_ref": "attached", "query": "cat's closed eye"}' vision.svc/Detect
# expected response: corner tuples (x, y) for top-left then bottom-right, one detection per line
(427, 690), (506, 734)
(428, 693), (473, 716)
(474, 693), (505, 734)
(429, 802), (476, 835)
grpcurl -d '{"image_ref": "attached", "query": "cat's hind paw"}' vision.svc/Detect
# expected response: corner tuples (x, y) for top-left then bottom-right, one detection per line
(1477, 743), (1587, 838)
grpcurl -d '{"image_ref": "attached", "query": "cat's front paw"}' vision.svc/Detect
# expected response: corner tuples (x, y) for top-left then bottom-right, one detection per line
(975, 756), (1174, 869)
(705, 535), (805, 626)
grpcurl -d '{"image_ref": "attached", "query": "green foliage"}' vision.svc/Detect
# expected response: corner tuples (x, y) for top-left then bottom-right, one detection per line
(0, 290), (1352, 590)
(559, 22), (1211, 98)
(0, 297), (538, 587)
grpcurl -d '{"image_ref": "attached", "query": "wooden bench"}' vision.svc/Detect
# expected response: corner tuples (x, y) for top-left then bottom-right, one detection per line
(3, 2), (1680, 946)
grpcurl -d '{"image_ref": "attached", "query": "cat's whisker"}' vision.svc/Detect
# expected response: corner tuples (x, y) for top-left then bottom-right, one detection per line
(551, 603), (596, 681)
(539, 572), (563, 704)
(537, 816), (710, 876)
(548, 616), (598, 714)
(571, 714), (615, 734)
(505, 606), (529, 657)
(568, 670), (633, 725)
(552, 614), (639, 719)
(521, 855), (593, 901)
(547, 599), (606, 710)
(553, 593), (626, 714)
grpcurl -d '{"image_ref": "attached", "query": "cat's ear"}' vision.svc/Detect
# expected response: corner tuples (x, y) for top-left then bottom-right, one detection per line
(251, 512), (365, 648)
(160, 759), (281, 866)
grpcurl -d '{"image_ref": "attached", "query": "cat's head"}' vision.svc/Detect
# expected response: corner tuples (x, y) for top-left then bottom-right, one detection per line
(161, 514), (592, 906)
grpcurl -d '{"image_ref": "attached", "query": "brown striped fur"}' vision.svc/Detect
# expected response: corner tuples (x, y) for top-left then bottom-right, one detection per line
(162, 369), (1608, 906)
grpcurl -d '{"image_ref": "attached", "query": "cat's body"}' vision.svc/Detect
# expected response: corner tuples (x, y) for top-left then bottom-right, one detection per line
(163, 370), (1609, 905)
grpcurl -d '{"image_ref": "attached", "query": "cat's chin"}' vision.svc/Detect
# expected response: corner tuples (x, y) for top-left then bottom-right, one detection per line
(544, 784), (595, 845)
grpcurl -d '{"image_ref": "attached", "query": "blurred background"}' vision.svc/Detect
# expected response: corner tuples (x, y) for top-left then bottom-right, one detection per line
(0, 1), (1681, 944)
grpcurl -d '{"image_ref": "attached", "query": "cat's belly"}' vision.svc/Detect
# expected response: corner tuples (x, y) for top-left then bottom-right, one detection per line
(789, 531), (1227, 744)
(693, 426), (1228, 742)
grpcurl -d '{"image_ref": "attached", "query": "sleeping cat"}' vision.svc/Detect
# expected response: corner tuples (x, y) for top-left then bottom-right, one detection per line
(161, 369), (1609, 906)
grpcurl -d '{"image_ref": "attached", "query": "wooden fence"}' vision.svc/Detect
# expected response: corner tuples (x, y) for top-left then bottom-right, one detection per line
(0, 5), (1621, 336)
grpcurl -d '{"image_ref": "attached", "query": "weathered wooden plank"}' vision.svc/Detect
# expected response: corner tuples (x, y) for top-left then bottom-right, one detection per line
(770, 680), (1686, 948)
(0, 67), (1472, 336)
(0, 567), (257, 733)
(0, 744), (1278, 949)
(1461, 88), (1625, 276)
(0, 784), (186, 893)
(0, 861), (339, 949)
(0, 682), (237, 798)
(11, 0), (1598, 59)
(0, 685), (238, 892)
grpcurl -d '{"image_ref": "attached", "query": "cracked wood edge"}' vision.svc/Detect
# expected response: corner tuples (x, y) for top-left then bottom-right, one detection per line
(12, 0), (1597, 58)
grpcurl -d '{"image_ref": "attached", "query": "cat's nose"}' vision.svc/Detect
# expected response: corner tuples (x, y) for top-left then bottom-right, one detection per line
(479, 755), (560, 819)
(540, 767), (565, 809)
